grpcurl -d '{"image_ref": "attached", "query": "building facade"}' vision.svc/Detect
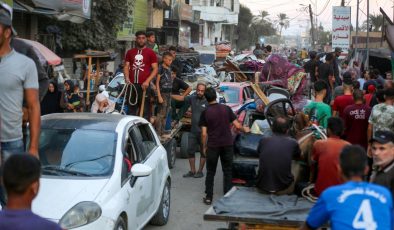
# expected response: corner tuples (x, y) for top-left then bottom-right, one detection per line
(191, 0), (239, 46)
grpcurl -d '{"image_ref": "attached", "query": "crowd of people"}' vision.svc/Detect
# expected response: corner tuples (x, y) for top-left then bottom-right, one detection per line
(254, 47), (394, 228)
(2, 0), (394, 226)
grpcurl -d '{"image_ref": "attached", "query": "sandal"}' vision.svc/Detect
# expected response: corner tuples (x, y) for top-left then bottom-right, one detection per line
(203, 196), (212, 205)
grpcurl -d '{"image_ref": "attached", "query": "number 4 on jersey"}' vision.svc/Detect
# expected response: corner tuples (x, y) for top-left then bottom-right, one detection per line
(352, 199), (377, 230)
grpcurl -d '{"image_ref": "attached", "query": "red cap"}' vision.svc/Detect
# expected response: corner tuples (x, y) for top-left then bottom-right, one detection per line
(368, 84), (376, 93)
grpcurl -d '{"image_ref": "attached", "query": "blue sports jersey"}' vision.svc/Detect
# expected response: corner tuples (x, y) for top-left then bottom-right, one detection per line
(306, 181), (393, 230)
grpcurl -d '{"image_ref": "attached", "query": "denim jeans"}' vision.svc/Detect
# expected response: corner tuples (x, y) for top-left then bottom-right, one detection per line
(1, 139), (25, 164)
(171, 99), (190, 121)
(0, 139), (25, 206)
(205, 145), (233, 198)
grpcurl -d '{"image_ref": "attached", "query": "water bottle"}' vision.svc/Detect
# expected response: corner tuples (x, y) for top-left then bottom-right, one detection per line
(90, 79), (95, 91)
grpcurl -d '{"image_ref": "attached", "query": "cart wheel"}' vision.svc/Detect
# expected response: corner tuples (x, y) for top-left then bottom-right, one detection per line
(228, 223), (238, 230)
(179, 132), (189, 159)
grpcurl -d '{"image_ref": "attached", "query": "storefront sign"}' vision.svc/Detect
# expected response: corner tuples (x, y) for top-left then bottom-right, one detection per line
(332, 6), (351, 54)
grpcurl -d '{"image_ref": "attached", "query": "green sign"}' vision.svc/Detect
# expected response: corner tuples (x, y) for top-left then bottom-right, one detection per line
(117, 0), (147, 40)
(117, 0), (135, 41)
(4, 0), (13, 7)
(133, 0), (147, 33)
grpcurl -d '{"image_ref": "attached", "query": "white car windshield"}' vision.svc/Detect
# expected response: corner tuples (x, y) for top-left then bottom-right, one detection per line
(107, 75), (125, 98)
(37, 129), (117, 177)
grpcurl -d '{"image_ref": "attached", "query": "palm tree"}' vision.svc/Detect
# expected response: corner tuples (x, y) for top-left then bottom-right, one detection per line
(249, 10), (276, 42)
(362, 14), (383, 32)
(276, 13), (290, 37)
(251, 10), (270, 25)
(259, 10), (269, 22)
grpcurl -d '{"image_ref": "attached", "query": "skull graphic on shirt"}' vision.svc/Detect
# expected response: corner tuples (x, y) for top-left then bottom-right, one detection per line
(133, 54), (145, 71)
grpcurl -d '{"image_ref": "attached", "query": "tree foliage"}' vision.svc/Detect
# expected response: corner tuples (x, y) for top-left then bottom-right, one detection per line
(276, 13), (290, 37)
(251, 10), (276, 40)
(237, 4), (276, 50)
(44, 0), (128, 51)
(236, 5), (253, 50)
(316, 24), (331, 46)
(236, 5), (276, 50)
(361, 14), (383, 32)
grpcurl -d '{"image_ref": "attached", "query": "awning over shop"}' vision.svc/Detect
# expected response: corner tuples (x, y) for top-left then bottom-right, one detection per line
(13, 1), (56, 15)
(13, 0), (92, 23)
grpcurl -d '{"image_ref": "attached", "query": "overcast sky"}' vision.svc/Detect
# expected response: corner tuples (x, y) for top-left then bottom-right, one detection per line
(239, 0), (392, 35)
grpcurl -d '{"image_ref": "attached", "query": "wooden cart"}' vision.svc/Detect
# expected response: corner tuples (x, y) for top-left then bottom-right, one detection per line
(74, 51), (113, 106)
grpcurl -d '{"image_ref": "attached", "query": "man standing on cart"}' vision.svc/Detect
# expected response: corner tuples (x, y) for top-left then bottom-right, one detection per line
(124, 31), (158, 118)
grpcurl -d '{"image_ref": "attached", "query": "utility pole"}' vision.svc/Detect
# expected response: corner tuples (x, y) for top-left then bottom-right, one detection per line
(366, 0), (370, 70)
(309, 4), (315, 49)
(341, 0), (345, 6)
(315, 0), (318, 46)
(355, 0), (359, 61)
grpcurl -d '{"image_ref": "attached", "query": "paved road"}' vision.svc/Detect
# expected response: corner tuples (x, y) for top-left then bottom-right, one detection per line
(144, 153), (227, 230)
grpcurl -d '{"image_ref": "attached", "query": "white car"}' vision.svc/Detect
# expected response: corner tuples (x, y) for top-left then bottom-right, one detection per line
(32, 113), (171, 230)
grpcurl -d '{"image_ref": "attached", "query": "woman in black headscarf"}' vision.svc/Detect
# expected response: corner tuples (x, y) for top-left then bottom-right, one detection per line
(41, 82), (62, 115)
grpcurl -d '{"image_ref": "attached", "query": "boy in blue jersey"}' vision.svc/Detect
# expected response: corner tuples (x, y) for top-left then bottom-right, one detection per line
(301, 145), (393, 230)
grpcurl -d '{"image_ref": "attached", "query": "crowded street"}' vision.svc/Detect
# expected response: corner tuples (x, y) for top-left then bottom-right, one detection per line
(1, 0), (394, 229)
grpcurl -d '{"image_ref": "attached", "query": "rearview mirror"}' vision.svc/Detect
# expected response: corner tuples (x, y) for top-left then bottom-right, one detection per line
(131, 164), (152, 177)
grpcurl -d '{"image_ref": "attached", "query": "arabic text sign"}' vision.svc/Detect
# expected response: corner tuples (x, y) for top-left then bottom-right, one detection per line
(332, 6), (351, 53)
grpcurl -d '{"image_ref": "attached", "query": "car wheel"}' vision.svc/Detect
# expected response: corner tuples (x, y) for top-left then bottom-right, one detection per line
(179, 132), (189, 159)
(150, 180), (170, 226)
(114, 216), (127, 230)
(166, 139), (176, 169)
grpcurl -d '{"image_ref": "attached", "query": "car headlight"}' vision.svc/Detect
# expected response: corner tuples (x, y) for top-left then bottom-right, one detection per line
(59, 201), (102, 229)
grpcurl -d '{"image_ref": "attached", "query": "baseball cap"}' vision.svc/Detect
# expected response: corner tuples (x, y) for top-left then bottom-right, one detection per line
(370, 130), (394, 144)
(335, 47), (342, 53)
(0, 2), (16, 35)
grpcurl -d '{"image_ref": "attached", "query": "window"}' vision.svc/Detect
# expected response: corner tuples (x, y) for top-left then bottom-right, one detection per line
(243, 86), (254, 100)
(131, 124), (157, 161)
(222, 87), (240, 104)
(231, 0), (234, 11)
(121, 128), (137, 184)
(36, 129), (116, 177)
(210, 0), (214, 6)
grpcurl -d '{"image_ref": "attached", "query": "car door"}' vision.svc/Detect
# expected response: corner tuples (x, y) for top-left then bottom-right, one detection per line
(129, 122), (162, 227)
(119, 124), (139, 228)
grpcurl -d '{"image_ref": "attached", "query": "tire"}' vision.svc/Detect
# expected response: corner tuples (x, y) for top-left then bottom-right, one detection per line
(179, 132), (189, 159)
(166, 139), (176, 169)
(114, 216), (127, 230)
(150, 180), (171, 226)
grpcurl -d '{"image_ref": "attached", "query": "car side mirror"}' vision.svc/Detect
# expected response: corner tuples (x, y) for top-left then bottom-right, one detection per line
(131, 164), (152, 177)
